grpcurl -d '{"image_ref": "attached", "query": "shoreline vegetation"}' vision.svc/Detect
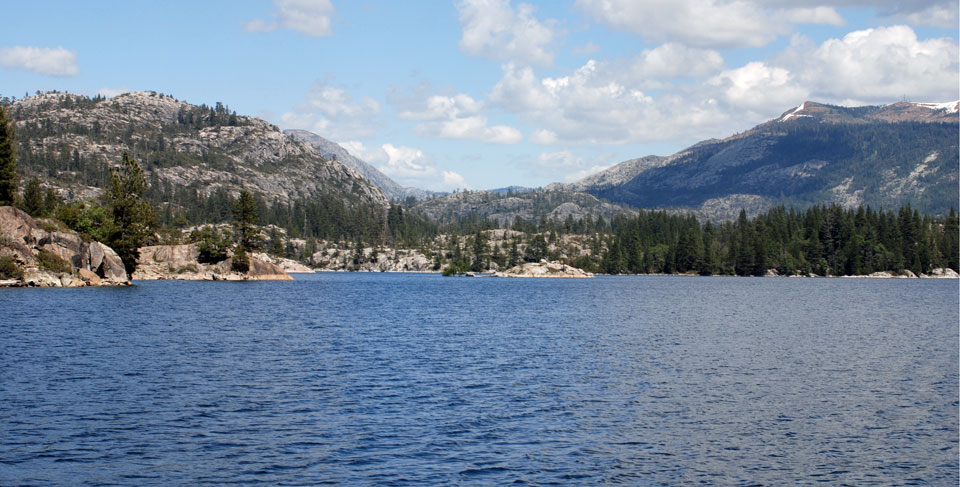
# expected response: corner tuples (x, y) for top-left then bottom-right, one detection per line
(0, 104), (957, 285)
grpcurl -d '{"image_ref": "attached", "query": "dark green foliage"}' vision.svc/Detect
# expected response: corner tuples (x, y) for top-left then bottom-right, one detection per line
(0, 255), (23, 279)
(107, 152), (156, 273)
(601, 204), (957, 276)
(190, 226), (231, 264)
(231, 246), (250, 273)
(524, 234), (548, 262)
(471, 230), (488, 272)
(55, 202), (114, 243)
(0, 106), (17, 206)
(267, 228), (284, 257)
(233, 190), (260, 252)
(37, 249), (72, 274)
(22, 177), (44, 217)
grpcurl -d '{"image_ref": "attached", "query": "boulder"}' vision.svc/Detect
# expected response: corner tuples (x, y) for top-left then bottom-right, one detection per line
(922, 267), (959, 278)
(0, 206), (130, 287)
(494, 260), (594, 278)
(134, 243), (293, 281)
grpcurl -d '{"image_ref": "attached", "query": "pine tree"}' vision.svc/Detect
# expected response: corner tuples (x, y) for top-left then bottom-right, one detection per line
(22, 177), (44, 217)
(0, 107), (18, 206)
(232, 189), (259, 272)
(107, 152), (156, 273)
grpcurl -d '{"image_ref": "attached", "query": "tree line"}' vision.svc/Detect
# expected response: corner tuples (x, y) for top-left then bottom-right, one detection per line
(597, 205), (958, 276)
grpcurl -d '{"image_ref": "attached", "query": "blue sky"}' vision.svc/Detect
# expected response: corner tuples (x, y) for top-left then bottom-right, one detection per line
(2, 1), (958, 191)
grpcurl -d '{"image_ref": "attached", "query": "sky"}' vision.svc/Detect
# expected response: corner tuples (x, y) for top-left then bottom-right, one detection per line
(1, 1), (958, 192)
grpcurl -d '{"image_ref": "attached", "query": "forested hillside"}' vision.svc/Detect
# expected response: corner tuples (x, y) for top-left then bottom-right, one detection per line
(5, 91), (390, 242)
(572, 101), (959, 218)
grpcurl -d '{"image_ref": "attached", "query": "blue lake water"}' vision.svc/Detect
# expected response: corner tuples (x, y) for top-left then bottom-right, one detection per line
(1, 273), (957, 485)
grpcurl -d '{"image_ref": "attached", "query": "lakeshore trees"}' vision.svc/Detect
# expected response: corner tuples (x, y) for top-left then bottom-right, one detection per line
(0, 107), (17, 206)
(107, 152), (156, 273)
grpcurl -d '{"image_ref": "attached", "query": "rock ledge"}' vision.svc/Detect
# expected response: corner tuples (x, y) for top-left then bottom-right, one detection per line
(494, 260), (594, 278)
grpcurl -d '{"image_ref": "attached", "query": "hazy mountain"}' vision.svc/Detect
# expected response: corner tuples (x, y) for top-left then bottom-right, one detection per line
(284, 129), (434, 202)
(566, 100), (959, 218)
(412, 188), (636, 226)
(8, 91), (387, 211)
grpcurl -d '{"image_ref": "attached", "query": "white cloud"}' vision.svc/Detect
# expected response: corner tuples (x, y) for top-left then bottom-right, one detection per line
(339, 141), (468, 191)
(709, 61), (809, 113)
(575, 1), (857, 48)
(777, 26), (959, 104)
(397, 91), (523, 144)
(899, 2), (959, 28)
(628, 43), (725, 82)
(457, 0), (556, 66)
(575, 0), (785, 48)
(247, 0), (335, 37)
(0, 46), (78, 77)
(759, 0), (957, 28)
(278, 80), (380, 140)
(779, 6), (845, 26)
(492, 60), (705, 145)
(490, 23), (959, 148)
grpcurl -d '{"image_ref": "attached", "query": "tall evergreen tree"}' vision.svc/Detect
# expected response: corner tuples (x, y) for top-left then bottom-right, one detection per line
(231, 189), (260, 272)
(0, 107), (18, 206)
(107, 152), (156, 273)
(22, 177), (44, 217)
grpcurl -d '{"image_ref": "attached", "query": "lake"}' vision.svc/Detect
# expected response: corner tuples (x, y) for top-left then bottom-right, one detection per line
(1, 274), (957, 485)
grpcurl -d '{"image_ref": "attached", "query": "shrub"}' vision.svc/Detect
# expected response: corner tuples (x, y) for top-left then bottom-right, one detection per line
(0, 255), (23, 280)
(37, 249), (72, 274)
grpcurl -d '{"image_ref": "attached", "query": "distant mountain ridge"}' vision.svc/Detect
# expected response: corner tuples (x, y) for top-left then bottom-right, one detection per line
(9, 91), (387, 209)
(564, 100), (959, 218)
(284, 129), (434, 202)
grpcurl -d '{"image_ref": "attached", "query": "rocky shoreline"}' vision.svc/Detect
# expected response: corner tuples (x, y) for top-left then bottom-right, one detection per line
(133, 244), (292, 281)
(0, 206), (130, 287)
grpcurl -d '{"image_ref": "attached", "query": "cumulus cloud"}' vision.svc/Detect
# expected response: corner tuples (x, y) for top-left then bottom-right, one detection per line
(246, 0), (335, 37)
(709, 62), (809, 113)
(457, 0), (557, 66)
(396, 91), (523, 144)
(278, 80), (380, 140)
(490, 23), (959, 147)
(627, 43), (725, 82)
(575, 0), (853, 48)
(898, 2), (959, 28)
(777, 25), (959, 104)
(760, 0), (957, 28)
(0, 46), (78, 76)
(576, 0), (785, 48)
(491, 60), (714, 145)
(340, 141), (468, 191)
(778, 6), (845, 26)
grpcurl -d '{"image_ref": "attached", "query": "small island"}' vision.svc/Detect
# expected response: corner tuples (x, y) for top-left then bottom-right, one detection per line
(494, 260), (594, 278)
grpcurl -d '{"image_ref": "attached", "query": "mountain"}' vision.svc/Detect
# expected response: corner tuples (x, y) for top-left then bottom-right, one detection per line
(567, 100), (959, 218)
(9, 91), (388, 214)
(412, 188), (636, 226)
(284, 129), (434, 202)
